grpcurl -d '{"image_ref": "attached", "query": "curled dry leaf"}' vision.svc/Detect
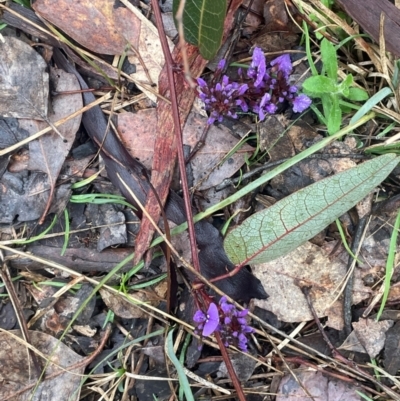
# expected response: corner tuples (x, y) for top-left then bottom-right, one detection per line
(0, 330), (85, 401)
(0, 37), (48, 119)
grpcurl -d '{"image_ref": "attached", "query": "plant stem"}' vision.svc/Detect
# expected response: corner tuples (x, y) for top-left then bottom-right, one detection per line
(151, 0), (201, 273)
(215, 332), (246, 401)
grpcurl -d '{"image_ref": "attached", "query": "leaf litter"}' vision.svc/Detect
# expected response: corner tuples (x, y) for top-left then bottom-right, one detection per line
(1, 0), (400, 400)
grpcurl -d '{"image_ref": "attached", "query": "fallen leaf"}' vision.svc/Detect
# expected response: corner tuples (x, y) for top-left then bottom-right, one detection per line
(0, 36), (48, 119)
(33, 0), (141, 55)
(0, 117), (28, 147)
(117, 109), (253, 190)
(218, 353), (257, 382)
(0, 330), (85, 400)
(352, 318), (393, 358)
(0, 302), (17, 330)
(253, 241), (371, 329)
(99, 289), (159, 319)
(338, 330), (369, 355)
(0, 172), (71, 224)
(276, 370), (364, 401)
(87, 203), (127, 252)
(125, 3), (174, 102)
(335, 0), (400, 57)
(19, 67), (82, 222)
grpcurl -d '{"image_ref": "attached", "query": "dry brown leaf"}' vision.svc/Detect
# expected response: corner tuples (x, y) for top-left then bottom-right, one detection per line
(19, 68), (82, 221)
(117, 109), (253, 190)
(352, 318), (393, 358)
(33, 0), (140, 55)
(0, 37), (48, 119)
(0, 172), (71, 224)
(0, 330), (85, 400)
(276, 370), (364, 401)
(99, 289), (159, 319)
(253, 241), (371, 329)
(123, 2), (174, 102)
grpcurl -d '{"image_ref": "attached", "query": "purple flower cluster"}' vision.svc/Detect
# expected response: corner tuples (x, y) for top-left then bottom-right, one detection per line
(193, 297), (255, 352)
(197, 48), (312, 124)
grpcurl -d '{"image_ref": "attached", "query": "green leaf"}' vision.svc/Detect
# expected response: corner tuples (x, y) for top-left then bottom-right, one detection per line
(346, 87), (369, 101)
(337, 74), (353, 97)
(224, 154), (399, 265)
(321, 38), (338, 81)
(327, 95), (341, 134)
(166, 329), (195, 401)
(173, 0), (226, 60)
(302, 76), (336, 96)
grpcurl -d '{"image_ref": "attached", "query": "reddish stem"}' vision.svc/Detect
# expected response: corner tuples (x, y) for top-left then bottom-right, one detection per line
(215, 332), (247, 401)
(151, 0), (201, 274)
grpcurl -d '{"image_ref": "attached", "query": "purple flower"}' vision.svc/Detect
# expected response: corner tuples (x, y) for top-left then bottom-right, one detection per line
(193, 303), (219, 336)
(196, 75), (249, 124)
(270, 54), (293, 78)
(218, 297), (254, 352)
(248, 47), (266, 88)
(292, 94), (312, 113)
(196, 47), (311, 124)
(217, 59), (226, 71)
(220, 297), (235, 314)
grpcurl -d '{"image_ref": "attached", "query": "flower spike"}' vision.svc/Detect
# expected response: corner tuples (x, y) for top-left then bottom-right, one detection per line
(197, 47), (311, 123)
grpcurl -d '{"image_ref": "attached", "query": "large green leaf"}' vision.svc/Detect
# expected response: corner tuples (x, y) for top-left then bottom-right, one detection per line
(302, 75), (336, 96)
(224, 154), (399, 265)
(173, 0), (226, 60)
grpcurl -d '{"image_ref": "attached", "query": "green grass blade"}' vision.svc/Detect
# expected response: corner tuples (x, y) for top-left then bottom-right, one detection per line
(166, 329), (195, 401)
(350, 87), (392, 124)
(376, 208), (400, 320)
(179, 333), (192, 401)
(11, 215), (58, 245)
